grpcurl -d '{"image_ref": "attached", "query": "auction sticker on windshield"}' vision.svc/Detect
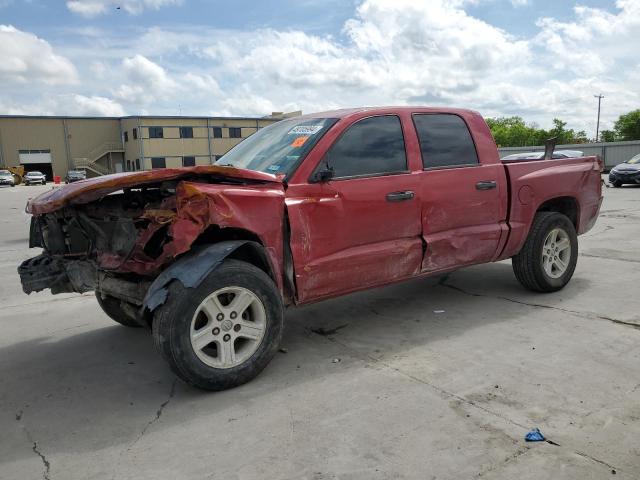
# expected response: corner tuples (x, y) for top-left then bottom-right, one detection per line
(288, 125), (324, 135)
(291, 136), (309, 147)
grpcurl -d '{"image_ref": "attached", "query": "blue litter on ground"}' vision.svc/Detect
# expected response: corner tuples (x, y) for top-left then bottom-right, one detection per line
(525, 428), (546, 442)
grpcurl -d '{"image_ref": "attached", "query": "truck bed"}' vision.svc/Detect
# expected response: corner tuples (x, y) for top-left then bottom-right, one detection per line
(497, 155), (603, 260)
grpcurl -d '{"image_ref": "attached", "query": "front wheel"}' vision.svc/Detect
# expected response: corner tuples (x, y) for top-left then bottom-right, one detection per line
(152, 259), (284, 391)
(612, 180), (622, 188)
(512, 212), (578, 293)
(96, 292), (143, 327)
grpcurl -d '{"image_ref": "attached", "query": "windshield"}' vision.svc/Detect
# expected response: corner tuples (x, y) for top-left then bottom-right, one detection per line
(215, 117), (338, 175)
(626, 154), (640, 164)
(0, 170), (10, 175)
(27, 172), (42, 176)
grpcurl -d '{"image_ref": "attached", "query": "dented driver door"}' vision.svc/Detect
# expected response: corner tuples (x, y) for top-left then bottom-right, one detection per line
(286, 115), (423, 304)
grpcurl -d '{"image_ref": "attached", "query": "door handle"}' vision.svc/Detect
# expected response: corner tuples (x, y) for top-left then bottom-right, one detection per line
(386, 191), (415, 202)
(476, 180), (497, 190)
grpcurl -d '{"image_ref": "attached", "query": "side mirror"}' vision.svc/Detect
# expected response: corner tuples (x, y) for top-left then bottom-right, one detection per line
(310, 165), (334, 183)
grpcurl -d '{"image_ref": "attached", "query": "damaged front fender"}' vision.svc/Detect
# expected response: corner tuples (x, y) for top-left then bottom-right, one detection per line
(142, 240), (266, 313)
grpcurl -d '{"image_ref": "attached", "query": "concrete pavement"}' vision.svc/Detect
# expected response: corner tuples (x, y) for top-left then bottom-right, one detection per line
(1, 180), (638, 479)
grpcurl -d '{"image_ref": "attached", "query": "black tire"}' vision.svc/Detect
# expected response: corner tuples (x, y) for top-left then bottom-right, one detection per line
(152, 259), (284, 391)
(612, 180), (622, 188)
(95, 292), (143, 328)
(512, 212), (578, 293)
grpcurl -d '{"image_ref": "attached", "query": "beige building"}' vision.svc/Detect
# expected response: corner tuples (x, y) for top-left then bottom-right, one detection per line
(0, 113), (299, 180)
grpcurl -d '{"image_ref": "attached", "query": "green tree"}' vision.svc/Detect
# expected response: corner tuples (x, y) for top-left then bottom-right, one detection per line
(614, 109), (640, 141)
(487, 116), (590, 147)
(600, 130), (616, 143)
(486, 116), (538, 147)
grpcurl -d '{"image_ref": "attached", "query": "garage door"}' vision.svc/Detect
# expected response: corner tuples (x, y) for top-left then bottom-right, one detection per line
(19, 150), (52, 164)
(19, 150), (53, 180)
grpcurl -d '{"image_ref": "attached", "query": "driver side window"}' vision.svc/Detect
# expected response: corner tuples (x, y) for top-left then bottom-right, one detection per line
(325, 115), (407, 179)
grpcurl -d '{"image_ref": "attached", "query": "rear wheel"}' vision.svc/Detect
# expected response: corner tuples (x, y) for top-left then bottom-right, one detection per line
(152, 259), (284, 391)
(512, 212), (578, 292)
(95, 292), (142, 328)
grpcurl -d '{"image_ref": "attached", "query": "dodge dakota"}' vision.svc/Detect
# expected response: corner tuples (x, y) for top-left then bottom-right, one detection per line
(18, 107), (603, 390)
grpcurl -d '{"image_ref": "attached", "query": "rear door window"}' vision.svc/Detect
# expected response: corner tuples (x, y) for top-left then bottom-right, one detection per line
(325, 115), (407, 179)
(413, 114), (479, 168)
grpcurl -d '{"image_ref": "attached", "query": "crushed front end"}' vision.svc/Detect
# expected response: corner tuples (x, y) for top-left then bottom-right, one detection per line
(18, 167), (286, 323)
(19, 184), (182, 317)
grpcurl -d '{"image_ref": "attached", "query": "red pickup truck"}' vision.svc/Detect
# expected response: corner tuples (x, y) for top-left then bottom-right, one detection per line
(19, 107), (603, 390)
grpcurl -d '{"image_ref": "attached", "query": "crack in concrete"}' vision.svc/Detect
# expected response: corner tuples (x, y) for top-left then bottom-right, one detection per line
(575, 451), (617, 471)
(477, 446), (530, 477)
(309, 306), (623, 475)
(32, 441), (51, 480)
(129, 379), (177, 450)
(581, 253), (640, 264)
(111, 380), (177, 480)
(319, 333), (529, 432)
(440, 281), (640, 331)
(15, 410), (51, 480)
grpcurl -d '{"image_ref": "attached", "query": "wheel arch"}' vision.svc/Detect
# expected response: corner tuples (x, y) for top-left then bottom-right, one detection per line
(141, 239), (276, 321)
(535, 196), (580, 229)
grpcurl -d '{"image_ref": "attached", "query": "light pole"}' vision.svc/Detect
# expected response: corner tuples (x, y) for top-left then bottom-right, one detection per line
(594, 94), (604, 142)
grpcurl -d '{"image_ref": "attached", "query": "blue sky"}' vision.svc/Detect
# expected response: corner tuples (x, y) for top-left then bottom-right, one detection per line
(0, 0), (615, 39)
(0, 0), (638, 136)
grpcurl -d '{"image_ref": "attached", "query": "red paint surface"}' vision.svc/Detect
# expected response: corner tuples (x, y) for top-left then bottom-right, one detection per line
(28, 107), (602, 304)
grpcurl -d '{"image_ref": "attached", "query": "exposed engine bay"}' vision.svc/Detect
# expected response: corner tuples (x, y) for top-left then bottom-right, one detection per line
(18, 168), (287, 320)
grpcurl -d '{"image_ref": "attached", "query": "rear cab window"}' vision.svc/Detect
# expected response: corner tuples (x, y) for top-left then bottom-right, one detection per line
(412, 114), (479, 169)
(324, 115), (407, 179)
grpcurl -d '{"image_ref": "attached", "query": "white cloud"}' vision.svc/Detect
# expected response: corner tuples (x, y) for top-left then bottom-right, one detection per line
(65, 94), (126, 116)
(0, 25), (78, 85)
(66, 0), (182, 17)
(2, 0), (640, 136)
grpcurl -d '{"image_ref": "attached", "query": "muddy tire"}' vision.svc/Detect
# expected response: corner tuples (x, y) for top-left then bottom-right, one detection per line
(512, 212), (578, 293)
(152, 259), (284, 391)
(95, 292), (142, 328)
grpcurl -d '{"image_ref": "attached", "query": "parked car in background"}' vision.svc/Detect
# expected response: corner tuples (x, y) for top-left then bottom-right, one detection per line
(18, 107), (603, 390)
(609, 154), (640, 187)
(23, 171), (47, 185)
(65, 170), (86, 183)
(501, 150), (584, 161)
(0, 170), (15, 187)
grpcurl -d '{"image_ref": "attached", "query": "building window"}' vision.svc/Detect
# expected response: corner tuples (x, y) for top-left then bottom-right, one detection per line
(229, 127), (242, 138)
(126, 160), (132, 171)
(124, 131), (129, 142)
(133, 128), (138, 140)
(149, 127), (164, 139)
(212, 127), (222, 138)
(182, 156), (196, 167)
(135, 158), (141, 170)
(180, 127), (194, 139)
(151, 157), (166, 169)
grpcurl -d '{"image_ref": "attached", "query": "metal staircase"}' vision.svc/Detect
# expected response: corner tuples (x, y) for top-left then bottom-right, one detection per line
(73, 141), (124, 176)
